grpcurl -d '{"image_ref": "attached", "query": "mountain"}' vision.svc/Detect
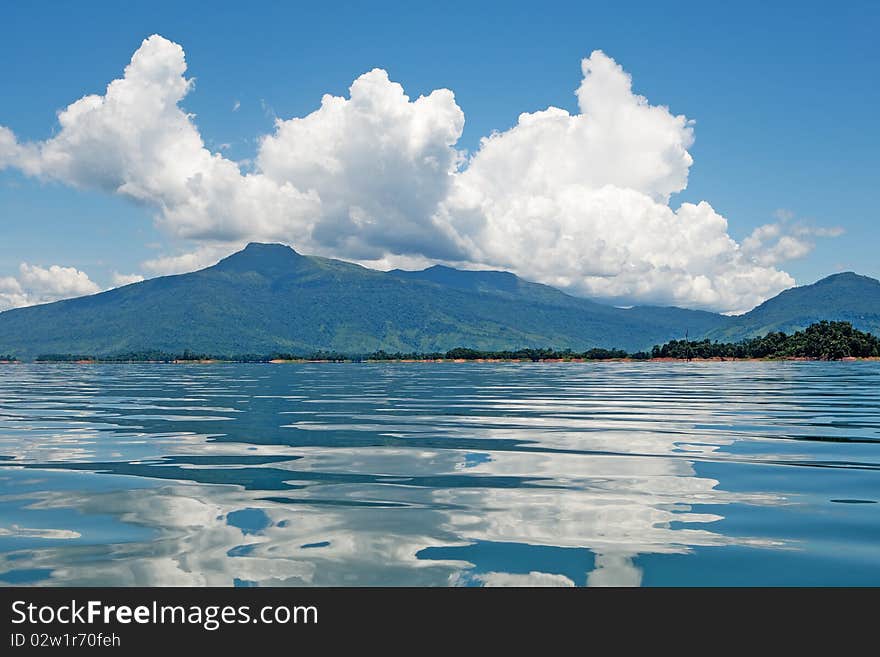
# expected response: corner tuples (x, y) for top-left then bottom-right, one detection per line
(0, 243), (727, 358)
(2, 244), (875, 359)
(391, 264), (726, 339)
(706, 272), (880, 342)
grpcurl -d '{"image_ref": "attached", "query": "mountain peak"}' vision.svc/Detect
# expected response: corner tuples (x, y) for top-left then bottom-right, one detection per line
(814, 271), (878, 286)
(212, 242), (304, 276)
(391, 264), (521, 293)
(706, 269), (880, 341)
(242, 242), (300, 256)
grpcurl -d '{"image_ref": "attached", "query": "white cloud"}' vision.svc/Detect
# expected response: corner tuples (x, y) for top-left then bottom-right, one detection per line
(471, 571), (575, 587)
(0, 35), (319, 244)
(257, 68), (465, 260)
(441, 51), (794, 312)
(0, 37), (823, 312)
(353, 252), (442, 273)
(19, 263), (101, 299)
(454, 52), (695, 206)
(111, 272), (145, 287)
(141, 243), (241, 275)
(0, 276), (28, 311)
(742, 224), (806, 266)
(0, 263), (101, 311)
(0, 127), (22, 169)
(742, 212), (844, 267)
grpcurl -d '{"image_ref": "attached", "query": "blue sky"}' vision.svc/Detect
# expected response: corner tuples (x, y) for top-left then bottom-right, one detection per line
(1, 0), (877, 313)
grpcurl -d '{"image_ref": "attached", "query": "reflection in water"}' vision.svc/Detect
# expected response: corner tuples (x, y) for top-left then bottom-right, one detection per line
(0, 362), (878, 586)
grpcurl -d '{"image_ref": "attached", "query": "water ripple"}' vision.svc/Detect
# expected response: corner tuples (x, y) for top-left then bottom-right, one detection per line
(0, 361), (878, 586)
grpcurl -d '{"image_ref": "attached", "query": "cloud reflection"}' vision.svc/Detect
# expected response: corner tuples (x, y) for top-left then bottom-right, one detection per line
(2, 362), (878, 586)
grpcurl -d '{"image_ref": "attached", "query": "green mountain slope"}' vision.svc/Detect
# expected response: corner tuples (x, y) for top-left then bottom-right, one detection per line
(390, 264), (726, 339)
(707, 272), (880, 341)
(0, 243), (730, 357)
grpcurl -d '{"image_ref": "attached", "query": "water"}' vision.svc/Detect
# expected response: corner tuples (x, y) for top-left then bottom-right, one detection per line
(0, 361), (878, 586)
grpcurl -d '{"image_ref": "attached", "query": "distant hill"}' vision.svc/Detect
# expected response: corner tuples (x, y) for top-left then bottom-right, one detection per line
(390, 264), (726, 337)
(1, 244), (877, 359)
(707, 272), (880, 341)
(0, 243), (728, 358)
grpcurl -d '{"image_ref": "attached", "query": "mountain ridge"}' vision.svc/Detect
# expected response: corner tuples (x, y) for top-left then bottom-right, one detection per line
(0, 243), (877, 358)
(707, 270), (880, 341)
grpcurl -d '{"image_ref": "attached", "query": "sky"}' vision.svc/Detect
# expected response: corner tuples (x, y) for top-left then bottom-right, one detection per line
(1, 0), (877, 314)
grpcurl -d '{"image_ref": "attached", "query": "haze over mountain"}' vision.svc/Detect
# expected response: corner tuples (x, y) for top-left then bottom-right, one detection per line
(0, 243), (877, 359)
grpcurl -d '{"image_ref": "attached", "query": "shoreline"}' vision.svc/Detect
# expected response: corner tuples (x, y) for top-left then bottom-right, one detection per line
(5, 322), (876, 365)
(3, 356), (880, 365)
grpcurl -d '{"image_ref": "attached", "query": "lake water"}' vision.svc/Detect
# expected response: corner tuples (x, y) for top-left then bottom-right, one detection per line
(0, 361), (878, 586)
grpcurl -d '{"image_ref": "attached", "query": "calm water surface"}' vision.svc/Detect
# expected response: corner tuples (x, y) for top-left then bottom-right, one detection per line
(0, 362), (878, 586)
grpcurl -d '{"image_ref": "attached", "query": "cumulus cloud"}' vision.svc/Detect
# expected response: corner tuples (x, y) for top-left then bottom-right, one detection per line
(742, 210), (844, 267)
(471, 571), (575, 587)
(141, 243), (242, 275)
(441, 51), (795, 311)
(0, 37), (825, 312)
(111, 272), (145, 287)
(0, 127), (23, 169)
(0, 35), (319, 244)
(19, 263), (101, 299)
(0, 263), (101, 311)
(0, 276), (28, 311)
(454, 52), (695, 207)
(257, 68), (465, 260)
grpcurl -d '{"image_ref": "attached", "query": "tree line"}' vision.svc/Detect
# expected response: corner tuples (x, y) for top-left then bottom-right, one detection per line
(651, 321), (880, 360)
(27, 347), (634, 362)
(6, 321), (878, 363)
